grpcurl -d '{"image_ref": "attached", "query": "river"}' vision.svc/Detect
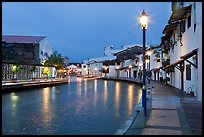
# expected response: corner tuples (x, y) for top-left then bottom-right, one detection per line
(2, 77), (142, 135)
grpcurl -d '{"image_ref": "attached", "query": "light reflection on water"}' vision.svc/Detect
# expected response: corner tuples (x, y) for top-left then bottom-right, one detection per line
(2, 77), (142, 135)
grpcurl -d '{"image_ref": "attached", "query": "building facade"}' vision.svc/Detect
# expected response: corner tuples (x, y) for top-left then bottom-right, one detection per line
(2, 35), (53, 65)
(2, 35), (56, 80)
(161, 2), (202, 101)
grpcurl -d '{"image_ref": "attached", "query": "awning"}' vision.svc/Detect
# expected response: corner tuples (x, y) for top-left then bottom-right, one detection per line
(116, 65), (138, 70)
(151, 67), (160, 72)
(117, 66), (128, 70)
(164, 59), (184, 69)
(168, 5), (191, 24)
(162, 22), (179, 35)
(180, 49), (197, 59)
(180, 48), (198, 68)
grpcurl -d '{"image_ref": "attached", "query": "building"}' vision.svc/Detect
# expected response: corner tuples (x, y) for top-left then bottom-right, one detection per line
(146, 45), (164, 81)
(2, 35), (56, 80)
(113, 44), (143, 78)
(161, 2), (202, 101)
(2, 35), (53, 65)
(82, 44), (143, 78)
(81, 46), (119, 77)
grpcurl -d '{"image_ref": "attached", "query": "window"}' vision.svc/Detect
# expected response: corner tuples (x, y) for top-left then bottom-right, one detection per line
(83, 65), (86, 68)
(44, 52), (48, 57)
(180, 20), (186, 34)
(186, 64), (191, 80)
(187, 15), (191, 28)
(157, 59), (160, 62)
(41, 51), (43, 55)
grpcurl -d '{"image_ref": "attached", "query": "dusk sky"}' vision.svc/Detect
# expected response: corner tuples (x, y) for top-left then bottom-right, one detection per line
(2, 2), (171, 63)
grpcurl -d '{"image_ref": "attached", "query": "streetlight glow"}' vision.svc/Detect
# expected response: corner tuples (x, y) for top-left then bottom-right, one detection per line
(146, 50), (151, 56)
(145, 59), (150, 63)
(116, 66), (120, 69)
(140, 10), (148, 29)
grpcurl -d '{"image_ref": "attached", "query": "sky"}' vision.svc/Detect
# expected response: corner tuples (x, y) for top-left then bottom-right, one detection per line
(2, 2), (172, 63)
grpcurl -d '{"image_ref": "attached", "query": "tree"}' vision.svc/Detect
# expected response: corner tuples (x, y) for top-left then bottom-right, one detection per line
(42, 67), (51, 78)
(44, 51), (66, 69)
(11, 64), (22, 80)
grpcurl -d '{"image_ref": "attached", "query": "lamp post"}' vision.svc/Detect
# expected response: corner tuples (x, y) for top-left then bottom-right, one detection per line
(147, 50), (151, 84)
(140, 10), (148, 116)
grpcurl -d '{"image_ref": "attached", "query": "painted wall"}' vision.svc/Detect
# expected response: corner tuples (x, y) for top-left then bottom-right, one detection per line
(196, 2), (202, 101)
(39, 37), (53, 64)
(167, 2), (202, 101)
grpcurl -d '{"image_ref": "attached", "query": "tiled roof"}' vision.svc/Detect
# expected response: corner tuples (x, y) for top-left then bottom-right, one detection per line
(2, 35), (46, 44)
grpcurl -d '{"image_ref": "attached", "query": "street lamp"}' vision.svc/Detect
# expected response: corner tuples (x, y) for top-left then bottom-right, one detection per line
(140, 10), (148, 116)
(146, 50), (151, 84)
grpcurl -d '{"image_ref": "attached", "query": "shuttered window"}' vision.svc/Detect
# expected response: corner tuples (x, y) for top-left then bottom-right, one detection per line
(187, 15), (191, 28)
(180, 20), (186, 33)
(186, 64), (191, 80)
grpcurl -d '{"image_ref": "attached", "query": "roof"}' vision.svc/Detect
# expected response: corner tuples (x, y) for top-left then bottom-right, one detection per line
(2, 35), (46, 44)
(84, 56), (116, 64)
(113, 44), (143, 54)
(67, 64), (78, 69)
(168, 5), (191, 24)
(162, 22), (179, 35)
(114, 45), (143, 61)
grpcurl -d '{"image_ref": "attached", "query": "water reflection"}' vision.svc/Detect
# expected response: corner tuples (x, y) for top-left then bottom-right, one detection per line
(41, 87), (52, 128)
(127, 85), (134, 115)
(115, 82), (121, 118)
(84, 79), (87, 95)
(103, 80), (108, 106)
(10, 93), (19, 116)
(93, 80), (98, 107)
(76, 77), (82, 82)
(2, 79), (142, 135)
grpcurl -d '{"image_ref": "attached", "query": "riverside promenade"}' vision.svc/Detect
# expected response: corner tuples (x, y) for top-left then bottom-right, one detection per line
(125, 81), (202, 135)
(2, 78), (68, 93)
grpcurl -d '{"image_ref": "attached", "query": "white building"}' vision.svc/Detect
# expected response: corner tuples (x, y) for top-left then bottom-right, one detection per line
(2, 35), (53, 65)
(82, 46), (119, 77)
(162, 2), (202, 101)
(110, 44), (143, 79)
(38, 36), (53, 64)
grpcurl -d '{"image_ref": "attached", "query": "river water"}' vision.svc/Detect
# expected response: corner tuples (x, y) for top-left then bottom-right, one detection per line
(2, 77), (142, 135)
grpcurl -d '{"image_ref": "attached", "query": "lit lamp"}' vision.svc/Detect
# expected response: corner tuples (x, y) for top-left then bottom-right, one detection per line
(140, 10), (148, 116)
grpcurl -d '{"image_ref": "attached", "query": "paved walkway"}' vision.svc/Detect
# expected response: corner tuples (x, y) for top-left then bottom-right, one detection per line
(125, 81), (202, 135)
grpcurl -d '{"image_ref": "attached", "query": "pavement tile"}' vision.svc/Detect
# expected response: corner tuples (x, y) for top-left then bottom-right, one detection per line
(146, 110), (180, 127)
(141, 127), (182, 135)
(152, 100), (177, 110)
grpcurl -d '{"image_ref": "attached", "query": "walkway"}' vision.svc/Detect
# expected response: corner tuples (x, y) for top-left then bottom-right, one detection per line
(125, 81), (202, 135)
(2, 78), (68, 92)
